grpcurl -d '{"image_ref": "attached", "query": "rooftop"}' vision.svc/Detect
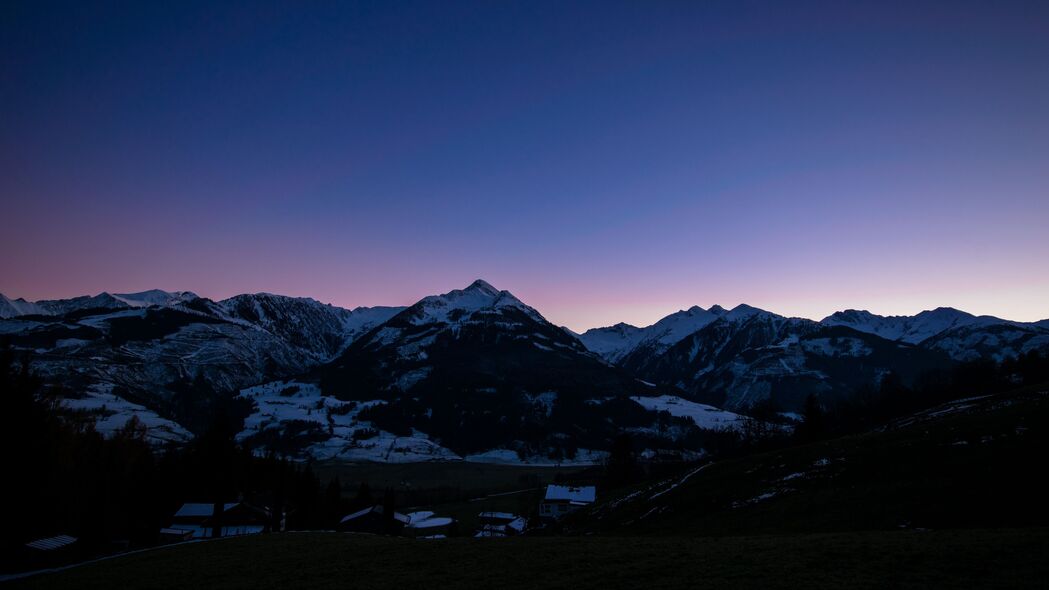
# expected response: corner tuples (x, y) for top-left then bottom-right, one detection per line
(544, 485), (596, 503)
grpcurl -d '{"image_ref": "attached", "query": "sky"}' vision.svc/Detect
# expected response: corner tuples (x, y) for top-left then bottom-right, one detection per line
(2, 0), (1048, 331)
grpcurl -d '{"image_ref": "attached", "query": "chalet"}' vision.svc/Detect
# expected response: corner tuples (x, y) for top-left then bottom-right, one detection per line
(338, 505), (410, 535)
(169, 502), (269, 538)
(25, 534), (77, 552)
(475, 511), (528, 537)
(20, 534), (79, 569)
(539, 485), (596, 520)
(405, 511), (456, 538)
(158, 527), (196, 543)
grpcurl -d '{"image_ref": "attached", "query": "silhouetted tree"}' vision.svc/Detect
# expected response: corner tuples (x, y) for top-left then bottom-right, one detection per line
(795, 394), (826, 443)
(382, 488), (398, 534)
(352, 482), (373, 511)
(323, 477), (343, 527)
(605, 433), (637, 486)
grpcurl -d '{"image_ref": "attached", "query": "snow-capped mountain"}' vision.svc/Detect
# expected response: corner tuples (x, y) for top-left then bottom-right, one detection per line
(821, 307), (1006, 344)
(0, 289), (404, 433)
(819, 308), (1049, 361)
(4, 282), (1046, 459)
(306, 280), (679, 458)
(2, 281), (719, 461)
(1, 293), (47, 318)
(0, 290), (201, 318)
(580, 304), (1048, 411)
(579, 304), (766, 365)
(575, 322), (646, 363)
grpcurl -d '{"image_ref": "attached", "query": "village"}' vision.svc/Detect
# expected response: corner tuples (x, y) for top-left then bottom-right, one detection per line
(19, 483), (600, 567)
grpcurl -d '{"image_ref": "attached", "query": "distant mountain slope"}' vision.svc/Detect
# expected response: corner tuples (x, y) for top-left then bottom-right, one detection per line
(4, 283), (1046, 457)
(0, 294), (47, 318)
(312, 280), (685, 456)
(579, 304), (757, 364)
(579, 303), (1048, 410)
(0, 290), (403, 434)
(579, 383), (1049, 536)
(820, 307), (1007, 344)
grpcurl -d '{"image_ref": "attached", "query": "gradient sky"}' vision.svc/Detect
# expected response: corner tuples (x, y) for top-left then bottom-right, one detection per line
(2, 0), (1048, 331)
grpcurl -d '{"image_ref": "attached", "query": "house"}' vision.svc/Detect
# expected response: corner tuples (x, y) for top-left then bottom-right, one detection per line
(169, 502), (269, 538)
(338, 505), (410, 535)
(539, 485), (596, 520)
(158, 527), (196, 543)
(25, 534), (78, 552)
(475, 511), (528, 537)
(405, 511), (456, 538)
(20, 534), (79, 569)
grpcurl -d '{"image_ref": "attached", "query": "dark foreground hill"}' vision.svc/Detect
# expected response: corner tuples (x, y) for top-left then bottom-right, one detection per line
(10, 528), (1049, 589)
(11, 384), (1049, 589)
(574, 383), (1049, 535)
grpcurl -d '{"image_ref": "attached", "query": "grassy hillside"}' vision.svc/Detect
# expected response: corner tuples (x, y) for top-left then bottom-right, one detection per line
(12, 528), (1049, 589)
(12, 384), (1047, 588)
(576, 384), (1049, 535)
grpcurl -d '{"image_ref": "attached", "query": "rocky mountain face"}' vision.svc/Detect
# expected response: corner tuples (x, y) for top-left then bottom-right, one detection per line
(305, 280), (684, 458)
(0, 284), (725, 461)
(0, 290), (403, 433)
(2, 283), (1046, 460)
(581, 304), (1049, 411)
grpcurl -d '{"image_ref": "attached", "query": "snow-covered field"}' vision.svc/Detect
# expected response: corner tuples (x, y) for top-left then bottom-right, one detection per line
(61, 384), (193, 445)
(463, 448), (609, 466)
(630, 395), (745, 430)
(237, 381), (459, 462)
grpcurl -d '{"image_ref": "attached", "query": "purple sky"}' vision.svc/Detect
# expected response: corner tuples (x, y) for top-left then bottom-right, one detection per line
(2, 1), (1048, 331)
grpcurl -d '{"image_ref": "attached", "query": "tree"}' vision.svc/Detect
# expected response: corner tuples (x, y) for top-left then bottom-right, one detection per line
(795, 394), (825, 443)
(352, 482), (374, 510)
(323, 477), (343, 527)
(605, 432), (637, 486)
(381, 488), (398, 535)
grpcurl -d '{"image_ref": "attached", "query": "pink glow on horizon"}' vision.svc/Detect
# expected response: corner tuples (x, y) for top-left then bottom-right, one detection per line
(2, 1), (1048, 332)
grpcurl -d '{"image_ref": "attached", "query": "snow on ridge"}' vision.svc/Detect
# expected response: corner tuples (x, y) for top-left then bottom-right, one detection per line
(630, 395), (745, 431)
(408, 279), (544, 326)
(0, 293), (48, 318)
(463, 448), (609, 466)
(820, 307), (1025, 344)
(578, 304), (776, 362)
(236, 381), (460, 463)
(61, 384), (193, 445)
(112, 289), (198, 308)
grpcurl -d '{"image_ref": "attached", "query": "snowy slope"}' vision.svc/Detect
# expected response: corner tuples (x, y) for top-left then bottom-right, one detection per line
(0, 290), (407, 443)
(0, 293), (47, 318)
(575, 323), (645, 363)
(111, 289), (199, 308)
(315, 280), (706, 459)
(821, 307), (1005, 344)
(237, 380), (459, 462)
(630, 395), (746, 430)
(61, 383), (194, 445)
(402, 279), (544, 325)
(579, 305), (725, 363)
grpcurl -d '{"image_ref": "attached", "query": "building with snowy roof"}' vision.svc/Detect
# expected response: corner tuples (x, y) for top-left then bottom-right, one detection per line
(169, 502), (269, 538)
(405, 511), (456, 537)
(475, 511), (528, 537)
(540, 485), (596, 520)
(20, 534), (79, 569)
(338, 505), (410, 535)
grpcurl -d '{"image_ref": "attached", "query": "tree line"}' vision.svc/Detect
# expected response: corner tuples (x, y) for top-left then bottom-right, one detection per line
(0, 347), (375, 572)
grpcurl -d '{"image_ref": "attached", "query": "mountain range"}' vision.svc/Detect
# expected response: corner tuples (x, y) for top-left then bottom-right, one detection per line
(2, 281), (1046, 461)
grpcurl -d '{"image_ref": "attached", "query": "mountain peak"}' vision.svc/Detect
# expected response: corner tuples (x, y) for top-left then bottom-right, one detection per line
(464, 279), (500, 295)
(405, 280), (542, 326)
(709, 305), (727, 315)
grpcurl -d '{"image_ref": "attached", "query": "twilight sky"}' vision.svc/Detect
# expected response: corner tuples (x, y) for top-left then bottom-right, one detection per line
(2, 0), (1048, 331)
